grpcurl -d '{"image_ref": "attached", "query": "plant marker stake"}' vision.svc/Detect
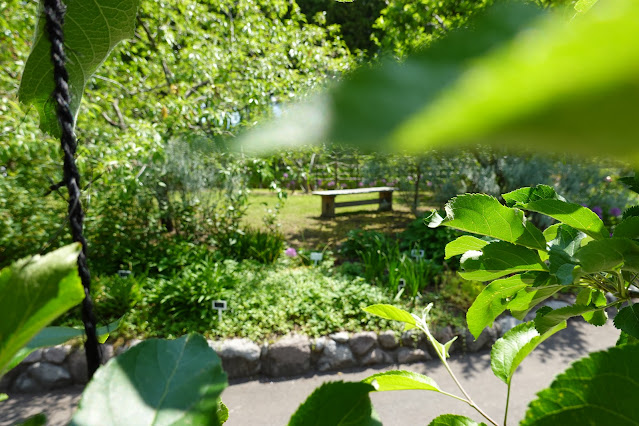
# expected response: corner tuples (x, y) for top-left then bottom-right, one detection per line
(411, 249), (425, 261)
(213, 300), (227, 322)
(310, 252), (323, 266)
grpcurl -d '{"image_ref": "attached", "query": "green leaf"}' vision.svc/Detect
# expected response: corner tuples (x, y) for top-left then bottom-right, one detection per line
(363, 304), (416, 330)
(362, 370), (441, 392)
(71, 334), (228, 425)
(613, 217), (639, 239)
(0, 393), (7, 402)
(534, 304), (598, 334)
(445, 236), (490, 259)
(429, 414), (487, 426)
(459, 241), (547, 281)
(616, 331), (639, 346)
(547, 225), (586, 284)
(491, 321), (566, 385)
(523, 344), (639, 425)
(576, 289), (608, 326)
(0, 244), (84, 375)
(574, 0), (598, 14)
(218, 401), (229, 424)
(390, 0), (639, 161)
(428, 194), (546, 251)
(613, 304), (639, 340)
(542, 224), (561, 243)
(18, 413), (47, 426)
(467, 275), (529, 339)
(7, 319), (121, 372)
(619, 175), (639, 194)
(502, 185), (564, 207)
(508, 286), (561, 320)
(623, 206), (639, 220)
(576, 238), (639, 273)
(516, 200), (607, 240)
(289, 381), (378, 426)
(18, 0), (141, 136)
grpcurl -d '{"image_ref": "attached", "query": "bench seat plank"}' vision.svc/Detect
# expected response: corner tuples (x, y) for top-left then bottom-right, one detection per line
(311, 186), (395, 196)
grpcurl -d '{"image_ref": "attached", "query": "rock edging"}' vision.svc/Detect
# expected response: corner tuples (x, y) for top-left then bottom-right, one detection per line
(1, 315), (528, 393)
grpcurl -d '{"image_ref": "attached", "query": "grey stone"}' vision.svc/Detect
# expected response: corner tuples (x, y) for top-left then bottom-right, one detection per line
(13, 373), (39, 393)
(329, 331), (350, 344)
(377, 330), (399, 350)
(260, 342), (269, 359)
(465, 326), (499, 353)
(349, 332), (378, 357)
(312, 337), (328, 353)
(214, 338), (261, 378)
(495, 316), (523, 337)
(23, 349), (43, 364)
(263, 335), (311, 377)
(100, 344), (115, 363)
(401, 329), (424, 348)
(68, 350), (88, 384)
(43, 345), (72, 364)
(397, 348), (430, 364)
(317, 340), (355, 372)
(360, 348), (393, 366)
(27, 362), (72, 390)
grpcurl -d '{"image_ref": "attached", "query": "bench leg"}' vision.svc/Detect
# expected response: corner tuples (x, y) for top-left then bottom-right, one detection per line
(321, 195), (336, 218)
(378, 191), (393, 212)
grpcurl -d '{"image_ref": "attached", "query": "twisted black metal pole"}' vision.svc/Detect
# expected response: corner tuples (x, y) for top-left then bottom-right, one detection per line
(44, 0), (101, 378)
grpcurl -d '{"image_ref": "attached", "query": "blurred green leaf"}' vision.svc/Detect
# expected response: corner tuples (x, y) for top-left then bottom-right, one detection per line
(502, 185), (563, 207)
(71, 334), (227, 425)
(429, 194), (546, 250)
(491, 321), (566, 385)
(7, 319), (121, 371)
(0, 244), (84, 375)
(19, 0), (141, 136)
(467, 275), (529, 339)
(362, 370), (441, 392)
(289, 381), (379, 426)
(612, 217), (639, 239)
(523, 344), (639, 425)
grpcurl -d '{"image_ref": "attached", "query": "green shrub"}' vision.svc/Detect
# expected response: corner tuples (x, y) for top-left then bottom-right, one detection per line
(216, 228), (285, 264)
(398, 214), (461, 267)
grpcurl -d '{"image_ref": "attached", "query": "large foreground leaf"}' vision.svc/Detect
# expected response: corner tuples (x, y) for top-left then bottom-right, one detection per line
(445, 236), (490, 259)
(523, 344), (639, 425)
(71, 334), (228, 425)
(362, 370), (441, 392)
(491, 321), (566, 385)
(467, 275), (529, 339)
(534, 305), (598, 334)
(289, 381), (379, 426)
(0, 244), (84, 375)
(19, 0), (141, 136)
(429, 194), (546, 251)
(7, 319), (121, 372)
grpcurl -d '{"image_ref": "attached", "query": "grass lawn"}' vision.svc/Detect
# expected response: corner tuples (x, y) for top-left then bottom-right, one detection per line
(243, 190), (438, 249)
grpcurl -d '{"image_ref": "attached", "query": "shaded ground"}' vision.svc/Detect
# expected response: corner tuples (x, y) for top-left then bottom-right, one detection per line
(0, 320), (618, 425)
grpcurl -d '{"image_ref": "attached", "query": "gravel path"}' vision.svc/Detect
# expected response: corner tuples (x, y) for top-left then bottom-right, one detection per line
(0, 320), (618, 425)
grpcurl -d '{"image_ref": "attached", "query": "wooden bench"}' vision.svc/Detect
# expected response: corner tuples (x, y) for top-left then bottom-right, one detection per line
(312, 186), (395, 218)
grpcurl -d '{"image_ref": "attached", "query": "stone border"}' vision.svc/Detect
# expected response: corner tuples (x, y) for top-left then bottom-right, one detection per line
(2, 299), (581, 393)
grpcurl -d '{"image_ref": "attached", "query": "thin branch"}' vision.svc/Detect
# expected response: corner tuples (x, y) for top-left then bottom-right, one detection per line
(138, 16), (174, 85)
(185, 80), (210, 98)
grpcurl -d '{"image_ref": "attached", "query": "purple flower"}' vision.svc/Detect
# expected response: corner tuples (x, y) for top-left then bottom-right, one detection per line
(591, 206), (603, 219)
(285, 247), (297, 257)
(328, 180), (335, 187)
(407, 176), (413, 181)
(426, 181), (433, 187)
(358, 181), (364, 187)
(382, 178), (387, 184)
(610, 207), (622, 217)
(317, 179), (322, 186)
(341, 183), (347, 188)
(283, 173), (289, 178)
